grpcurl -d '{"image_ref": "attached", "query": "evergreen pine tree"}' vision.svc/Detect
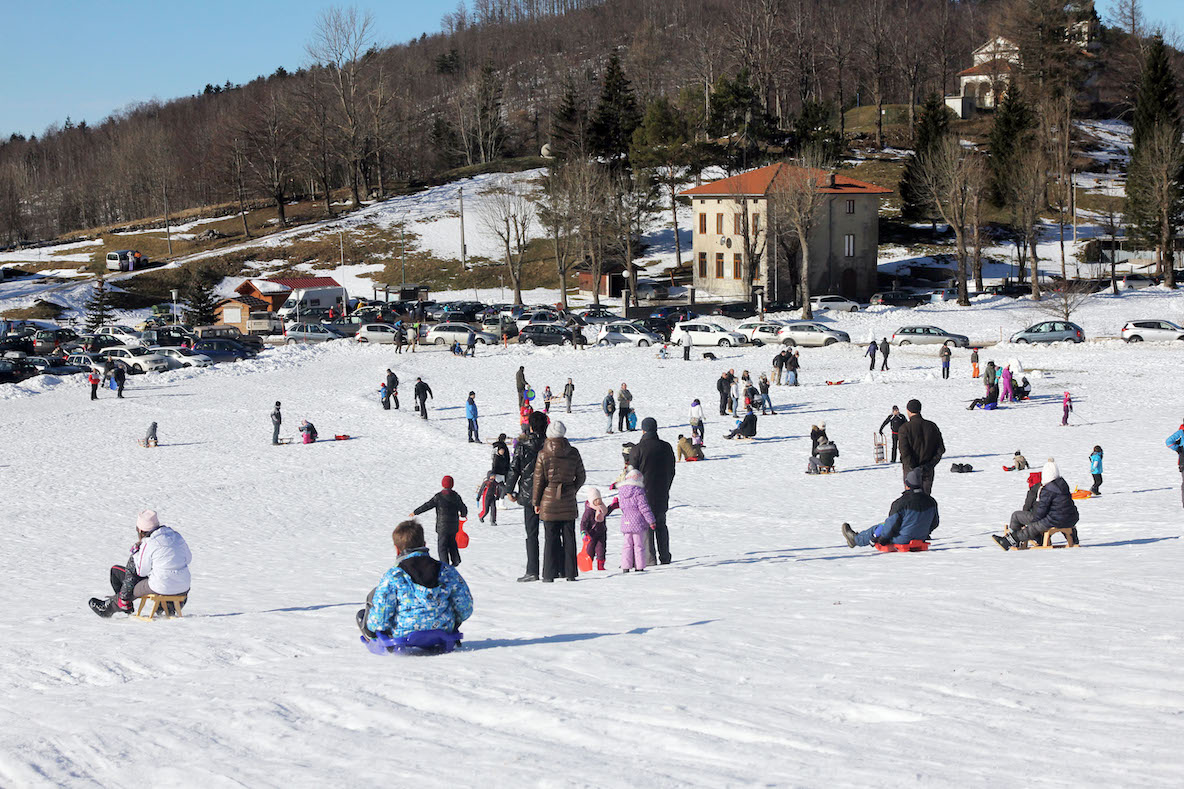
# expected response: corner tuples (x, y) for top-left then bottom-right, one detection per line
(898, 94), (951, 221)
(589, 54), (641, 169)
(182, 269), (219, 326)
(83, 277), (114, 332)
(987, 84), (1037, 207)
(706, 69), (776, 171)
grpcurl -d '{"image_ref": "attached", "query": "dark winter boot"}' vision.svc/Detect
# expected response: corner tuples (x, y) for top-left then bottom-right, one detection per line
(992, 534), (1011, 551)
(597, 559), (606, 571)
(841, 523), (857, 549)
(516, 573), (539, 583)
(89, 596), (118, 618)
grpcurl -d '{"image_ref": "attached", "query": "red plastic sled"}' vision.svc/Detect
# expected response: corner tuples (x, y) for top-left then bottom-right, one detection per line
(335, 434), (351, 441)
(577, 535), (593, 572)
(456, 519), (470, 549)
(875, 540), (930, 553)
(826, 380), (846, 386)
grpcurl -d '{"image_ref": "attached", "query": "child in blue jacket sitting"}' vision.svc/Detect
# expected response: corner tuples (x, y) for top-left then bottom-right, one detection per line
(357, 520), (474, 646)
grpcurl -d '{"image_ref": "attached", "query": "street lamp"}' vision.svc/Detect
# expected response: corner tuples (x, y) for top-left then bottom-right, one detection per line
(170, 289), (178, 325)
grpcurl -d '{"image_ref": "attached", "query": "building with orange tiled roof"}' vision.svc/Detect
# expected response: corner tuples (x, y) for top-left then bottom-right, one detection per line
(679, 163), (891, 302)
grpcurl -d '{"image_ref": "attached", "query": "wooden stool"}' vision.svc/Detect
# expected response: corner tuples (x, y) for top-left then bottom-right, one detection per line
(1028, 527), (1078, 550)
(134, 594), (187, 620)
(820, 466), (835, 474)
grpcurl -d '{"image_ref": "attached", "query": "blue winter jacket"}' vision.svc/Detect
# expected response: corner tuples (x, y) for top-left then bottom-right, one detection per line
(1089, 451), (1103, 475)
(466, 398), (478, 420)
(366, 548), (474, 637)
(874, 489), (939, 544)
(1167, 429), (1184, 469)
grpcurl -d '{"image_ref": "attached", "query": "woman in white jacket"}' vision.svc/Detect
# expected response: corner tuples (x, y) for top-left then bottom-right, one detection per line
(89, 510), (192, 618)
(688, 399), (706, 443)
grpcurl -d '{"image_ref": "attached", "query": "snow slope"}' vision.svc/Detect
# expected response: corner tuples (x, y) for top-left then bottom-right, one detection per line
(1, 307), (1182, 786)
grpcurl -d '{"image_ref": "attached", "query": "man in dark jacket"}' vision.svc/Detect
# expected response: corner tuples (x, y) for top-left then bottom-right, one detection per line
(414, 377), (432, 419)
(630, 417), (676, 565)
(412, 475), (468, 565)
(786, 350), (800, 385)
(617, 383), (633, 432)
(113, 366), (126, 399)
(842, 468), (939, 548)
(725, 410), (758, 440)
(531, 420), (587, 582)
(515, 365), (528, 407)
(897, 398), (945, 495)
(507, 411), (549, 581)
(771, 350), (785, 385)
(385, 369), (399, 410)
(878, 405), (906, 463)
(994, 459), (1080, 550)
(271, 401), (282, 445)
(880, 337), (890, 371)
(716, 372), (732, 415)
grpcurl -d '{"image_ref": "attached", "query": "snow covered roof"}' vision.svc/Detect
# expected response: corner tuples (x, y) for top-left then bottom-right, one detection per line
(251, 280), (292, 294)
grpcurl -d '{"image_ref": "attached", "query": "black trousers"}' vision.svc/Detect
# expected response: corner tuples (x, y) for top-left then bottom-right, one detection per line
(437, 530), (461, 565)
(542, 520), (577, 580)
(718, 391), (729, 415)
(416, 397), (428, 419)
(618, 406), (630, 432)
(523, 507), (541, 576)
(382, 395), (391, 410)
(467, 418), (480, 442)
(90, 384), (98, 400)
(889, 432), (899, 463)
(110, 561), (143, 601)
(645, 514), (671, 565)
(881, 355), (889, 371)
(1091, 473), (1102, 494)
(942, 363), (950, 379)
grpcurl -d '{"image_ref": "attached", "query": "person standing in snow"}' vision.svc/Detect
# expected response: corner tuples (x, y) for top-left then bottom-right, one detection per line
(880, 337), (890, 371)
(412, 475), (468, 566)
(113, 365), (127, 398)
(271, 401), (282, 445)
(491, 433), (510, 481)
(1000, 365), (1014, 402)
(465, 328), (477, 357)
(89, 510), (192, 618)
(879, 406), (906, 464)
(771, 349), (786, 386)
(466, 391), (480, 443)
(716, 371), (732, 415)
(758, 373), (775, 415)
(379, 382), (391, 410)
(414, 377), (433, 419)
(602, 389), (616, 434)
(841, 468), (938, 549)
(507, 411), (549, 582)
(939, 344), (952, 380)
(542, 385), (554, 414)
(866, 339), (879, 371)
(385, 369), (400, 410)
(531, 420), (587, 582)
(1167, 422), (1184, 509)
(563, 378), (575, 413)
(1089, 446), (1104, 495)
(993, 459), (1079, 550)
(617, 383), (634, 432)
(630, 417), (676, 566)
(897, 399), (945, 495)
(89, 370), (100, 401)
(515, 365), (528, 407)
(786, 350), (801, 386)
(615, 469), (657, 573)
(1062, 391), (1073, 426)
(394, 323), (406, 354)
(971, 348), (980, 378)
(688, 398), (706, 442)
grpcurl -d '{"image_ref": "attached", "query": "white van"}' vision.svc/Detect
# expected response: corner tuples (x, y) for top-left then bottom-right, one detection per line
(276, 286), (347, 320)
(105, 250), (148, 272)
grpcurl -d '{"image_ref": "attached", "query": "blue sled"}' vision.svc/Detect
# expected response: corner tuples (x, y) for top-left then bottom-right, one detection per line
(361, 628), (463, 655)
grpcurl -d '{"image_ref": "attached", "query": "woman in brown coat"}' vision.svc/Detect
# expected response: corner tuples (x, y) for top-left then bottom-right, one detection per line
(532, 420), (587, 582)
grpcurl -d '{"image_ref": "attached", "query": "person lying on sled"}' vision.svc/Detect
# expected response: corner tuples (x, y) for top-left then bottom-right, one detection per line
(356, 519), (474, 650)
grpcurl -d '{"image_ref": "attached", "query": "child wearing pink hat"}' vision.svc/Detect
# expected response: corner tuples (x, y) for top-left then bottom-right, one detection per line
(89, 510), (192, 617)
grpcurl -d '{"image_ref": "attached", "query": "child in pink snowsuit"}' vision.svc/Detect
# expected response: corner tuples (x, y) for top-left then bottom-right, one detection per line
(1000, 367), (1013, 403)
(1062, 391), (1073, 426)
(616, 469), (656, 572)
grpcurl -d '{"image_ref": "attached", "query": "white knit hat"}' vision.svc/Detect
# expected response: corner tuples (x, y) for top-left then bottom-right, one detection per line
(1041, 458), (1061, 485)
(137, 510), (160, 533)
(547, 420), (566, 438)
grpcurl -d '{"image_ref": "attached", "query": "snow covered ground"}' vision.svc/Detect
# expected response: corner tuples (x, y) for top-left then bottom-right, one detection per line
(2, 290), (1182, 786)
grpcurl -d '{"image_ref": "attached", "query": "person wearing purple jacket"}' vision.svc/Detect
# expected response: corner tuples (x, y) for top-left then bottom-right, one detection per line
(615, 469), (656, 573)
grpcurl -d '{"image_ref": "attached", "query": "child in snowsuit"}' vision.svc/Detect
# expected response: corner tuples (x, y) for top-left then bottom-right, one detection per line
(379, 383), (391, 410)
(1089, 445), (1103, 495)
(491, 436), (510, 482)
(542, 386), (554, 414)
(971, 348), (980, 378)
(615, 469), (656, 572)
(1062, 392), (1073, 426)
(300, 420), (318, 444)
(1004, 450), (1029, 471)
(357, 520), (473, 647)
(412, 476), (468, 566)
(1000, 366), (1013, 403)
(476, 472), (499, 526)
(580, 487), (617, 572)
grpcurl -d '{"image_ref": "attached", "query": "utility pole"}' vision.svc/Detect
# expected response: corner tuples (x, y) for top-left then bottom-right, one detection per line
(163, 182), (173, 257)
(459, 187), (467, 270)
(339, 230), (348, 315)
(400, 224), (407, 286)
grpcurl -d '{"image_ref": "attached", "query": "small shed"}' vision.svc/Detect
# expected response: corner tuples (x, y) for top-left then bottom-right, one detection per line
(215, 295), (271, 333)
(234, 279), (294, 311)
(576, 260), (627, 298)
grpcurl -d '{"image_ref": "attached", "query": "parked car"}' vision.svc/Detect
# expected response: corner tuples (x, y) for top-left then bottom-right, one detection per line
(102, 345), (170, 374)
(353, 306), (399, 325)
(701, 303), (755, 320)
(195, 325), (264, 352)
(283, 323), (343, 344)
(574, 306), (621, 324)
(891, 325), (970, 348)
(1010, 321), (1085, 344)
(66, 352), (104, 373)
(425, 323), (498, 346)
(670, 321), (748, 347)
(869, 291), (927, 308)
(193, 338), (253, 362)
(980, 283), (1031, 298)
(810, 295), (861, 313)
(1120, 319), (1184, 342)
(96, 325), (145, 346)
(516, 309), (562, 331)
(440, 302), (486, 321)
(1121, 273), (1156, 290)
(24, 356), (86, 375)
(776, 322), (851, 347)
(354, 323), (399, 344)
(83, 334), (126, 353)
(481, 315), (518, 339)
(762, 300), (800, 314)
(0, 334), (35, 354)
(31, 328), (79, 354)
(322, 316), (368, 337)
(927, 288), (957, 303)
(153, 347), (214, 368)
(650, 306), (699, 323)
(517, 323), (574, 346)
(0, 357), (39, 384)
(636, 317), (674, 340)
(736, 320), (787, 346)
(140, 327), (195, 348)
(595, 321), (662, 347)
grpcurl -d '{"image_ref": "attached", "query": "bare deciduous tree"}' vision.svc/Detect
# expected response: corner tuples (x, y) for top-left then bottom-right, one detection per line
(769, 149), (829, 319)
(477, 177), (536, 305)
(916, 136), (984, 305)
(1140, 121), (1183, 288)
(1036, 280), (1094, 321)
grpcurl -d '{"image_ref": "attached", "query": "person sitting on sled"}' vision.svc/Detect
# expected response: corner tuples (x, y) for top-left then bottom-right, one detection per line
(90, 510), (192, 617)
(992, 459), (1080, 550)
(677, 433), (705, 461)
(1013, 376), (1032, 401)
(724, 408), (758, 440)
(841, 468), (939, 549)
(807, 439), (839, 473)
(1004, 450), (1030, 472)
(356, 519), (474, 649)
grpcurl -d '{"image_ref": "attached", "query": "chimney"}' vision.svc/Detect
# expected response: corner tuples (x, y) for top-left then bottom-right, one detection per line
(825, 172), (837, 188)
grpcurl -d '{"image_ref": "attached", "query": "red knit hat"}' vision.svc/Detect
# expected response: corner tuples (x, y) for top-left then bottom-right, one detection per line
(1027, 472), (1042, 488)
(441, 475), (454, 489)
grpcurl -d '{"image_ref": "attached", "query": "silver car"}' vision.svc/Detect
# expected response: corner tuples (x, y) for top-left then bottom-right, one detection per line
(152, 347), (214, 368)
(596, 321), (661, 347)
(736, 320), (787, 346)
(1011, 321), (1085, 344)
(425, 323), (498, 346)
(1120, 319), (1184, 342)
(284, 323), (344, 344)
(776, 322), (850, 347)
(892, 325), (970, 348)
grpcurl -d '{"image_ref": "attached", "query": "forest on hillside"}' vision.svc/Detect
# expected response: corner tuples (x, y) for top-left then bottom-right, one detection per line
(0, 0), (1175, 264)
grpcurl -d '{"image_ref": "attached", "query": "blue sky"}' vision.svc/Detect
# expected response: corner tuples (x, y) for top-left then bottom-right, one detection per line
(1, 0), (1181, 139)
(0, 0), (456, 138)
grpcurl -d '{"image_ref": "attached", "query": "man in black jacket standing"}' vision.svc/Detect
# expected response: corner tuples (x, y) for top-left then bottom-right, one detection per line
(271, 401), (282, 445)
(506, 411), (549, 582)
(897, 398), (945, 495)
(630, 417), (676, 565)
(414, 377), (432, 419)
(385, 369), (399, 410)
(878, 405), (906, 463)
(716, 371), (732, 415)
